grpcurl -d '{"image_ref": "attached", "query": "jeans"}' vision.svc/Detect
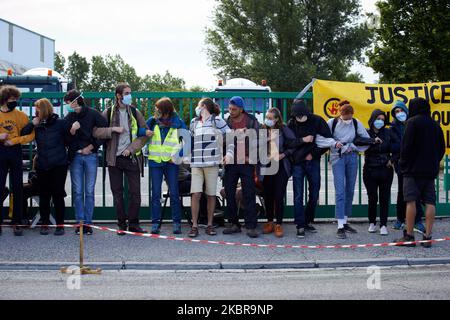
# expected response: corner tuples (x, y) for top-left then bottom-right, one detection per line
(0, 146), (23, 225)
(70, 153), (98, 224)
(332, 153), (358, 220)
(150, 162), (181, 225)
(363, 166), (394, 227)
(224, 164), (257, 229)
(293, 159), (321, 228)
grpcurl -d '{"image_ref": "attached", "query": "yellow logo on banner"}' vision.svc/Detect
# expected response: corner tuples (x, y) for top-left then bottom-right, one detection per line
(313, 79), (450, 153)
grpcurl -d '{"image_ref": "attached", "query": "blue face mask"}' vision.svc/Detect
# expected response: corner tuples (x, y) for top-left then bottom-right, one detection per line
(265, 119), (275, 128)
(396, 112), (407, 122)
(374, 119), (385, 130)
(122, 94), (132, 105)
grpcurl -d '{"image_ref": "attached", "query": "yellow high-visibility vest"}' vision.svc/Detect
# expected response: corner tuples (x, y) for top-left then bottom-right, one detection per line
(148, 124), (180, 163)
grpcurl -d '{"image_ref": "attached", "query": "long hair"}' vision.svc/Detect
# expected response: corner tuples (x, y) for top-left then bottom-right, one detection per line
(199, 98), (220, 116)
(266, 108), (284, 129)
(35, 98), (54, 120)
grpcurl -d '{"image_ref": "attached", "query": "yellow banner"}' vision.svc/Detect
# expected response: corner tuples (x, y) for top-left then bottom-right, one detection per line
(313, 79), (450, 153)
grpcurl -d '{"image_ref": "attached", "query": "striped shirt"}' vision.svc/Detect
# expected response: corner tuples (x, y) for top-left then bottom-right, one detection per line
(190, 115), (233, 168)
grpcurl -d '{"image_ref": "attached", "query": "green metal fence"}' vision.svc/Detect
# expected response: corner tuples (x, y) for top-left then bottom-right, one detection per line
(17, 91), (450, 220)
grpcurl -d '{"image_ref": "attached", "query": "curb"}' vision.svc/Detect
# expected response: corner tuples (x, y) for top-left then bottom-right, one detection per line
(1, 258), (450, 271)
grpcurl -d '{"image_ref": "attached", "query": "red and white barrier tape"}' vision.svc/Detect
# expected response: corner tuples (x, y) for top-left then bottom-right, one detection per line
(1, 224), (449, 249)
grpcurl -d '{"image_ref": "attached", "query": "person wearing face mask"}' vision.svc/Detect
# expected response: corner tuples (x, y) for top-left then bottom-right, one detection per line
(261, 108), (296, 238)
(286, 99), (333, 238)
(362, 109), (400, 236)
(93, 83), (149, 235)
(187, 98), (233, 238)
(63, 89), (108, 235)
(21, 99), (71, 236)
(390, 100), (425, 232)
(0, 85), (35, 236)
(143, 98), (187, 235)
(326, 101), (372, 239)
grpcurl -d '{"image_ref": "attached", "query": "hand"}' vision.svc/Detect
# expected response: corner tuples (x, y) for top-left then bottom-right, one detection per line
(335, 142), (344, 149)
(4, 140), (13, 147)
(0, 133), (8, 141)
(375, 137), (383, 144)
(302, 135), (314, 143)
(81, 144), (94, 155)
(305, 154), (313, 161)
(113, 127), (124, 134)
(387, 160), (393, 168)
(277, 153), (286, 161)
(32, 117), (40, 126)
(223, 154), (233, 165)
(122, 149), (131, 157)
(146, 130), (154, 137)
(71, 121), (80, 135)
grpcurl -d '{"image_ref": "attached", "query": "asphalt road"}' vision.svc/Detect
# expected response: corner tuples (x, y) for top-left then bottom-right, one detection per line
(0, 265), (449, 300)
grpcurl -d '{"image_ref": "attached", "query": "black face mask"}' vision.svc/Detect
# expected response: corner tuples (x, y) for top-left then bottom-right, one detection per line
(6, 101), (17, 111)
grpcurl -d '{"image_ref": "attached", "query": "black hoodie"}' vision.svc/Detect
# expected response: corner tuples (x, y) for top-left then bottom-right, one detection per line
(400, 98), (445, 179)
(364, 109), (400, 168)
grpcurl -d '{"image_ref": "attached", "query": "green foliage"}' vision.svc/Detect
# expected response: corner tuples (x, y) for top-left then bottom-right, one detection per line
(367, 0), (450, 83)
(206, 0), (372, 91)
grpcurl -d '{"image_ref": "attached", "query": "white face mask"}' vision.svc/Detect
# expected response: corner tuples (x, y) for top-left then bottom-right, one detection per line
(342, 119), (353, 125)
(296, 116), (307, 123)
(195, 107), (203, 117)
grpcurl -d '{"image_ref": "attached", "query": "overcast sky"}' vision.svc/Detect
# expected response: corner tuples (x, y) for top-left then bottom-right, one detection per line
(1, 0), (379, 90)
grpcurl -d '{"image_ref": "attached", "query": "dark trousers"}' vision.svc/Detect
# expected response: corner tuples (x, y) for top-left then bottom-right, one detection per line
(363, 166), (394, 227)
(108, 156), (141, 228)
(224, 164), (257, 229)
(37, 166), (68, 225)
(23, 183), (39, 221)
(0, 146), (23, 224)
(293, 160), (321, 228)
(396, 169), (424, 223)
(263, 168), (289, 225)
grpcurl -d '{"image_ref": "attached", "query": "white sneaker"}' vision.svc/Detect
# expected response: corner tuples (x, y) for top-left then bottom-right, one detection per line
(368, 223), (377, 233)
(380, 226), (388, 236)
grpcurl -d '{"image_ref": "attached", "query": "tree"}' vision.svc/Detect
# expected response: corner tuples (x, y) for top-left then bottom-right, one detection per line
(367, 0), (450, 83)
(54, 51), (66, 75)
(87, 54), (142, 92)
(205, 0), (372, 91)
(141, 71), (186, 91)
(67, 51), (90, 90)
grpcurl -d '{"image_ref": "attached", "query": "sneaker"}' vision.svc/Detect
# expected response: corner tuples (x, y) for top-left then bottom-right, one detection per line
(305, 224), (318, 233)
(380, 226), (389, 236)
(223, 224), (241, 235)
(420, 235), (433, 248)
(84, 226), (93, 235)
(337, 228), (347, 239)
(13, 226), (23, 236)
(263, 222), (275, 234)
(274, 224), (284, 238)
(0, 226), (2, 235)
(151, 225), (161, 235)
(205, 226), (217, 236)
(54, 227), (65, 236)
(40, 226), (49, 236)
(188, 227), (199, 238)
(296, 228), (305, 239)
(128, 226), (148, 234)
(392, 220), (405, 230)
(344, 224), (357, 233)
(173, 223), (182, 235)
(246, 228), (259, 238)
(414, 222), (426, 234)
(394, 230), (416, 247)
(75, 227), (81, 235)
(368, 223), (377, 233)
